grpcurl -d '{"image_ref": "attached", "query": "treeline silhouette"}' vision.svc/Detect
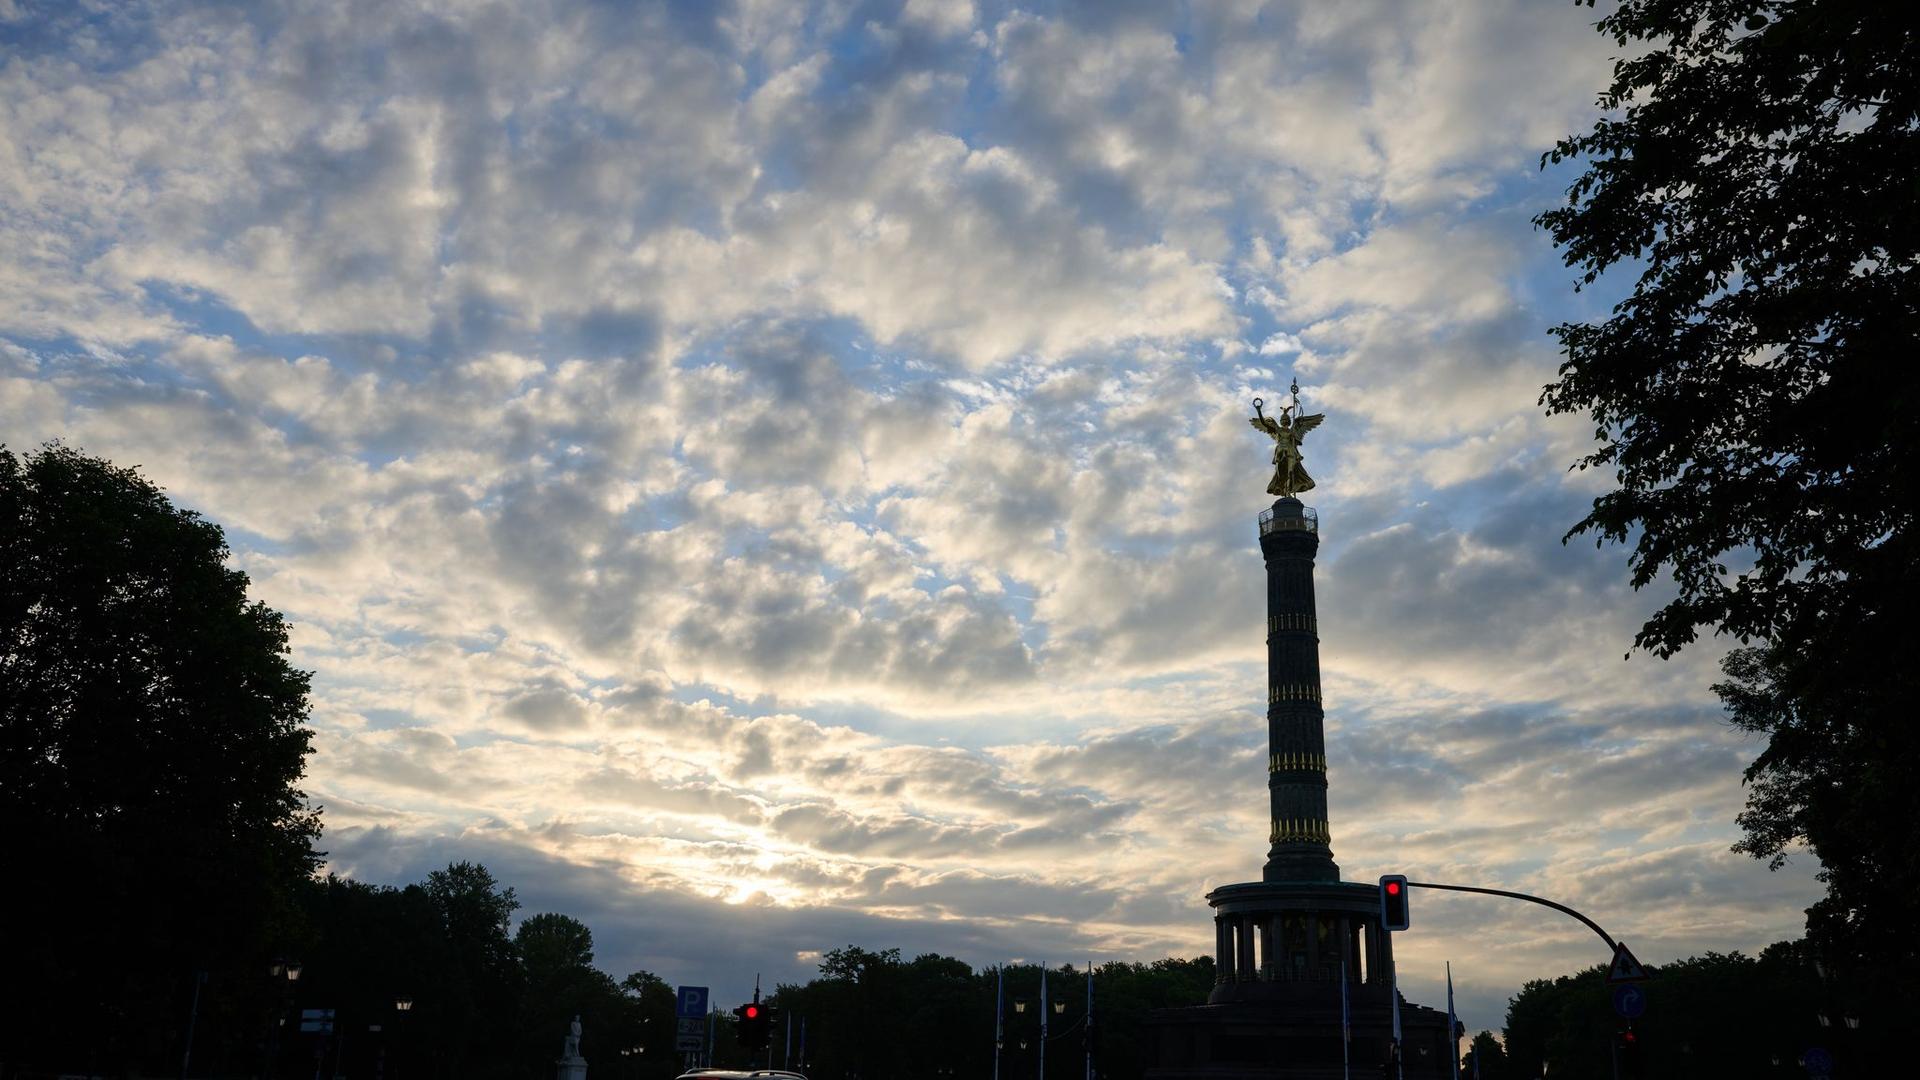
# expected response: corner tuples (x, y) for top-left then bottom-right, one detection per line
(1493, 940), (1874, 1079)
(764, 946), (1214, 1080)
(11, 855), (1215, 1080)
(274, 862), (678, 1080)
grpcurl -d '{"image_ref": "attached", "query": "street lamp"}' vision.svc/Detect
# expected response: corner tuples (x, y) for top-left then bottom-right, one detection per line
(391, 997), (414, 1080)
(1051, 999), (1065, 1016)
(266, 961), (302, 1080)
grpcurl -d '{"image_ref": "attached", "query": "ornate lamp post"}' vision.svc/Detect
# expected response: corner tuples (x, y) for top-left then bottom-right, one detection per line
(265, 962), (302, 1080)
(391, 997), (413, 1080)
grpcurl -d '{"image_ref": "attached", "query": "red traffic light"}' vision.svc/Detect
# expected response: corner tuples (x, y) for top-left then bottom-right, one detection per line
(1378, 874), (1411, 931)
(744, 1004), (760, 1019)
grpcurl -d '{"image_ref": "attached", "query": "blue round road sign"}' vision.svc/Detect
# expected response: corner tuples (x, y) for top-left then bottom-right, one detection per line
(1611, 984), (1646, 1019)
(1803, 1047), (1833, 1076)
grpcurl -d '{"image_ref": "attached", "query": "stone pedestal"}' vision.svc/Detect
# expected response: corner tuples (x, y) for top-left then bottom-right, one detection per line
(1147, 993), (1456, 1080)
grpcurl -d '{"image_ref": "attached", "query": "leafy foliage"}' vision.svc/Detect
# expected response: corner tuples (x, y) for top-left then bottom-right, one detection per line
(763, 948), (1212, 1080)
(1537, 0), (1920, 1007)
(1538, 0), (1918, 657)
(1712, 644), (1918, 1020)
(279, 867), (679, 1080)
(0, 443), (321, 1073)
(1502, 944), (1863, 1079)
(1460, 1029), (1507, 1080)
(515, 912), (654, 1077)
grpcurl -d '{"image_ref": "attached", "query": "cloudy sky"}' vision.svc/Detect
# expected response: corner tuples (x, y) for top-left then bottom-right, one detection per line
(2, 0), (1820, 1035)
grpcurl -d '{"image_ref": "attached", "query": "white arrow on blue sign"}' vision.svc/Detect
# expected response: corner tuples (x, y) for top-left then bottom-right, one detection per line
(1611, 984), (1646, 1019)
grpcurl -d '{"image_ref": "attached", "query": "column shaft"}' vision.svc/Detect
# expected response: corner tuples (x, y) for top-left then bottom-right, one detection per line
(1259, 498), (1339, 882)
(1237, 916), (1256, 981)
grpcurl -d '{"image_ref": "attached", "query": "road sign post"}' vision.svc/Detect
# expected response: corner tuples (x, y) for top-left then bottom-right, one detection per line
(675, 987), (709, 1063)
(1605, 943), (1648, 984)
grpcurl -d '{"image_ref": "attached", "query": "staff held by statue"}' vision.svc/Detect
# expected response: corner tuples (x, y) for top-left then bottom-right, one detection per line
(1250, 379), (1324, 499)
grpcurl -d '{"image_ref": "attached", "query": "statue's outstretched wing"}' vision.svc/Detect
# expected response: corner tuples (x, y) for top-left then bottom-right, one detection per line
(1293, 413), (1325, 438)
(1250, 415), (1282, 437)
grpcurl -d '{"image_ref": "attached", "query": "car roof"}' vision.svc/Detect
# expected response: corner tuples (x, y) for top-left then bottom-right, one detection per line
(675, 1072), (807, 1080)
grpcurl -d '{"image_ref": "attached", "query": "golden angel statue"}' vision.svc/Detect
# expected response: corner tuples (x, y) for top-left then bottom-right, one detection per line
(1250, 382), (1324, 497)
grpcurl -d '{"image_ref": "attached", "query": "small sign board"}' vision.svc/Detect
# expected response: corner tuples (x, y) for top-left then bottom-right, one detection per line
(1605, 943), (1648, 984)
(677, 1018), (704, 1037)
(298, 1008), (335, 1034)
(1611, 984), (1646, 1019)
(676, 985), (709, 1020)
(675, 1034), (704, 1053)
(1804, 1047), (1833, 1076)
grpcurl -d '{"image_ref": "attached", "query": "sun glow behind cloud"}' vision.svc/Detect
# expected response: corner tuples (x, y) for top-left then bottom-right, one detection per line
(1, 0), (1819, 1032)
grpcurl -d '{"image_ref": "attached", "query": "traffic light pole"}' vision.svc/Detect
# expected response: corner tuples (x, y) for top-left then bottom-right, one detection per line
(1405, 881), (1618, 951)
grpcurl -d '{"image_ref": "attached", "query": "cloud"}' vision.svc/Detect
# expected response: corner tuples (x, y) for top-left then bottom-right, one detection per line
(0, 0), (1821, 1040)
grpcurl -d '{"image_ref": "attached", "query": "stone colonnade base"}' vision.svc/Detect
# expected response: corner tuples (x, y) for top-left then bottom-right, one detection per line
(1144, 997), (1455, 1080)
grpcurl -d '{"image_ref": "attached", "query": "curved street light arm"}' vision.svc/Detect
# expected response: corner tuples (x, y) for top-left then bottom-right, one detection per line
(1406, 881), (1618, 952)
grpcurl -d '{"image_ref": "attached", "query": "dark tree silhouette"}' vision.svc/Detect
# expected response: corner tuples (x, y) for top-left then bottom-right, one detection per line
(1536, 0), (1920, 1007)
(619, 970), (682, 1079)
(516, 912), (654, 1073)
(765, 947), (1213, 1080)
(1460, 1030), (1506, 1080)
(1502, 944), (1842, 1079)
(421, 860), (524, 1078)
(0, 443), (321, 1072)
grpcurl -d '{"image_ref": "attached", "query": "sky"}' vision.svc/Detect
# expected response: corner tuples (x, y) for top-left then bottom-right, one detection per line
(0, 0), (1823, 1038)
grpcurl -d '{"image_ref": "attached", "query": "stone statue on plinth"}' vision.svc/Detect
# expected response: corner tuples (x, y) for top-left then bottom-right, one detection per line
(556, 1014), (587, 1080)
(1250, 378), (1324, 497)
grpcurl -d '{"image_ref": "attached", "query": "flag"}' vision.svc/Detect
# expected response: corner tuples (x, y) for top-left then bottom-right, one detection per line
(1390, 968), (1403, 1080)
(994, 965), (1004, 1080)
(1445, 962), (1458, 1079)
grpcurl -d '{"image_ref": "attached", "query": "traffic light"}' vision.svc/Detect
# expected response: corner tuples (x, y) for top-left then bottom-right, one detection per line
(1379, 874), (1410, 931)
(733, 1001), (771, 1051)
(1613, 1025), (1642, 1077)
(759, 1004), (779, 1051)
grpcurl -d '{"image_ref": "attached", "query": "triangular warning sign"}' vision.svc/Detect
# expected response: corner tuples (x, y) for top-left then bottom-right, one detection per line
(1606, 942), (1648, 983)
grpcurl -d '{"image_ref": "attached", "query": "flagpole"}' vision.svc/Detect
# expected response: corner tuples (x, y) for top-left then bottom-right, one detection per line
(1039, 963), (1049, 1080)
(1445, 962), (1459, 1080)
(1339, 959), (1350, 1080)
(1390, 968), (1404, 1080)
(994, 965), (1004, 1080)
(1084, 962), (1093, 1080)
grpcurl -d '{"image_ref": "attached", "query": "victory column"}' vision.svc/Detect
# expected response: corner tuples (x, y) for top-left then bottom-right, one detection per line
(1145, 382), (1455, 1080)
